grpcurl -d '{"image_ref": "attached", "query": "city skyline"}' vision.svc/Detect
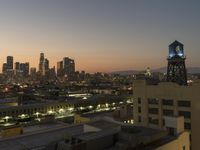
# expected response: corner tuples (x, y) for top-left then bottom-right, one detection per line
(1, 0), (200, 73)
(0, 1), (199, 149)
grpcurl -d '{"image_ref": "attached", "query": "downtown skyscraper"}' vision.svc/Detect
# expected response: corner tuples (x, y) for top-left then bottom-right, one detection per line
(38, 52), (49, 76)
(57, 57), (75, 78)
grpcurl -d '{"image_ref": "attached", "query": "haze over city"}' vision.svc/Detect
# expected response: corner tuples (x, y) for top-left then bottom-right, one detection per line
(0, 0), (200, 72)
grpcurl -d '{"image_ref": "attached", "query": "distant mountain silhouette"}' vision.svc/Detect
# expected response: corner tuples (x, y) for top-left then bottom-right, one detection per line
(111, 70), (141, 75)
(111, 67), (200, 75)
(153, 67), (200, 74)
(187, 67), (200, 74)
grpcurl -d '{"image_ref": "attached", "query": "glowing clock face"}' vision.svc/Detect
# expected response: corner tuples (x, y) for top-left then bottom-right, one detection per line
(169, 45), (184, 58)
(175, 45), (183, 57)
(176, 46), (180, 53)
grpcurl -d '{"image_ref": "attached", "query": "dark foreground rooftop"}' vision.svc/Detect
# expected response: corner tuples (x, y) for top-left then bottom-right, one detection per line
(0, 117), (185, 150)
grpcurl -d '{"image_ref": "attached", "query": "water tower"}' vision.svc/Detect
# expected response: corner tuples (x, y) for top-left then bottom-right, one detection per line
(167, 40), (187, 85)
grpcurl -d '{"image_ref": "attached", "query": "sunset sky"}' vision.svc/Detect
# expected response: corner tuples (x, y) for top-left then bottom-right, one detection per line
(0, 0), (200, 73)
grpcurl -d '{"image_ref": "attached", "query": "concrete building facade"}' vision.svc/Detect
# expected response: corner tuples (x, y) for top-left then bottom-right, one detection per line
(133, 80), (200, 150)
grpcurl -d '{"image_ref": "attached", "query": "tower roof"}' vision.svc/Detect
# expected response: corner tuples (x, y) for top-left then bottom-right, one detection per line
(169, 40), (184, 47)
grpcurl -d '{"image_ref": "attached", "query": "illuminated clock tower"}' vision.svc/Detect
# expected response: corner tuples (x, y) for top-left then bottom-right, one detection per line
(167, 40), (187, 85)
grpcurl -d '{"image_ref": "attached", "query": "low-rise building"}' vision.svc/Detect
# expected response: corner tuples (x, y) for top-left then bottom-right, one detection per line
(0, 116), (190, 150)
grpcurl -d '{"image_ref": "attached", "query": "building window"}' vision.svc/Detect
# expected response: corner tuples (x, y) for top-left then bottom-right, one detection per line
(178, 100), (191, 107)
(148, 108), (159, 114)
(138, 107), (141, 113)
(148, 98), (159, 105)
(179, 111), (191, 119)
(163, 109), (174, 116)
(162, 119), (165, 126)
(182, 145), (185, 150)
(162, 99), (174, 106)
(138, 97), (141, 104)
(138, 116), (141, 122)
(184, 123), (191, 130)
(149, 117), (159, 125)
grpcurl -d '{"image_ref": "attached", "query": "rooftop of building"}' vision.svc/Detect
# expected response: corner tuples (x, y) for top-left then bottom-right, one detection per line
(0, 122), (84, 150)
(80, 111), (113, 119)
(86, 119), (120, 130)
(0, 117), (186, 150)
(0, 94), (128, 110)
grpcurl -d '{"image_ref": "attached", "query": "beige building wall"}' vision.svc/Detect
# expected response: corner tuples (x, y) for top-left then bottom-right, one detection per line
(133, 80), (200, 150)
(156, 132), (190, 150)
(74, 114), (91, 124)
(0, 126), (23, 138)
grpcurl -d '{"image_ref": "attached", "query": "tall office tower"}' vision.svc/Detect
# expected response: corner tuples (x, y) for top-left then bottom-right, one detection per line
(57, 61), (63, 77)
(19, 62), (29, 77)
(6, 56), (13, 70)
(15, 62), (20, 70)
(15, 62), (21, 75)
(63, 57), (75, 76)
(167, 41), (187, 85)
(24, 62), (30, 77)
(2, 63), (7, 74)
(30, 67), (36, 77)
(39, 52), (45, 74)
(48, 66), (56, 79)
(20, 63), (25, 77)
(44, 58), (49, 71)
(19, 63), (24, 75)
